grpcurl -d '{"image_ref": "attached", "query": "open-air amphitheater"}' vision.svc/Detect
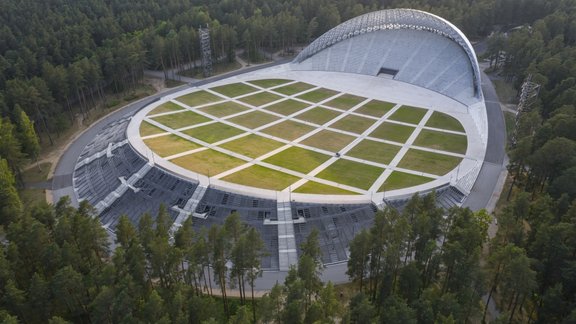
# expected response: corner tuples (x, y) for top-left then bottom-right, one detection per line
(53, 9), (505, 285)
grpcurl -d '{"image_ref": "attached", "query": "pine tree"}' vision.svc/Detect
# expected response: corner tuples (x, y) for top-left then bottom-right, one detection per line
(0, 158), (22, 225)
(14, 105), (40, 161)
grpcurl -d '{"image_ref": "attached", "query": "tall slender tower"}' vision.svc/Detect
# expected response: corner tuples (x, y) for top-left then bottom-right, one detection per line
(199, 26), (213, 78)
(512, 74), (540, 146)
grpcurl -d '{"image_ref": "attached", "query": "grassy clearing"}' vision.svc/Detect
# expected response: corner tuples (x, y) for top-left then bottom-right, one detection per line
(248, 79), (292, 88)
(426, 111), (465, 132)
(301, 130), (356, 152)
(260, 120), (315, 141)
(171, 149), (246, 176)
(324, 94), (365, 110)
(414, 129), (468, 154)
(398, 149), (461, 176)
(238, 92), (283, 106)
(139, 121), (166, 137)
(222, 165), (299, 190)
(198, 102), (250, 117)
(295, 108), (341, 125)
(23, 162), (52, 183)
(330, 115), (376, 134)
(228, 111), (280, 129)
(264, 100), (310, 115)
(144, 135), (201, 157)
(211, 83), (258, 97)
(294, 181), (358, 195)
(369, 122), (415, 143)
(264, 147), (330, 174)
(20, 162), (51, 208)
(355, 100), (396, 117)
(180, 60), (242, 79)
(151, 111), (211, 130)
(504, 111), (515, 147)
(218, 134), (285, 159)
(176, 91), (222, 107)
(297, 88), (339, 103)
(316, 159), (384, 190)
(19, 189), (46, 208)
(273, 82), (315, 96)
(147, 102), (184, 115)
(388, 106), (428, 125)
(182, 122), (245, 144)
(346, 140), (400, 165)
(493, 79), (517, 104)
(379, 172), (433, 191)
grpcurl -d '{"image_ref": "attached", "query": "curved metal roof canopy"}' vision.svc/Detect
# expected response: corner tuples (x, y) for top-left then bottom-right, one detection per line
(294, 9), (482, 97)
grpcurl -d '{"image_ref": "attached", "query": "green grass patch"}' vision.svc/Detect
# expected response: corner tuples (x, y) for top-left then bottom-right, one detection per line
(295, 108), (341, 125)
(369, 122), (415, 143)
(260, 121), (315, 141)
(264, 100), (310, 116)
(238, 92), (283, 106)
(171, 149), (246, 176)
(211, 83), (258, 97)
(398, 149), (461, 176)
(264, 147), (330, 174)
(492, 79), (517, 104)
(355, 100), (396, 117)
(182, 122), (245, 144)
(139, 121), (166, 137)
(297, 88), (339, 103)
(379, 172), (434, 191)
(273, 82), (316, 96)
(324, 94), (365, 110)
(218, 134), (285, 159)
(198, 102), (250, 117)
(248, 79), (292, 88)
(330, 115), (375, 134)
(425, 112), (465, 132)
(151, 111), (211, 130)
(316, 159), (384, 190)
(414, 129), (468, 154)
(346, 140), (400, 165)
(144, 135), (201, 157)
(227, 111), (280, 129)
(176, 91), (222, 107)
(388, 106), (428, 125)
(19, 189), (47, 208)
(22, 162), (51, 183)
(293, 181), (358, 195)
(504, 111), (515, 147)
(222, 165), (299, 190)
(300, 130), (356, 152)
(147, 102), (184, 115)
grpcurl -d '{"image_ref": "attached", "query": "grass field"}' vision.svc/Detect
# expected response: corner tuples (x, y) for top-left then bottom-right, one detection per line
(211, 83), (258, 97)
(346, 139), (400, 165)
(261, 120), (315, 141)
(218, 134), (285, 158)
(273, 82), (315, 96)
(316, 159), (384, 190)
(388, 106), (428, 124)
(222, 165), (299, 190)
(294, 181), (358, 195)
(139, 121), (166, 137)
(414, 129), (468, 154)
(369, 122), (415, 143)
(330, 115), (375, 134)
(177, 91), (222, 107)
(324, 94), (365, 110)
(297, 88), (339, 102)
(198, 102), (250, 117)
(151, 111), (211, 130)
(301, 130), (356, 152)
(248, 79), (292, 88)
(379, 172), (433, 191)
(355, 100), (396, 117)
(426, 111), (465, 132)
(182, 122), (245, 144)
(144, 135), (201, 157)
(147, 102), (184, 115)
(398, 149), (461, 175)
(239, 92), (283, 106)
(295, 107), (341, 125)
(171, 149), (246, 175)
(264, 100), (310, 116)
(264, 147), (330, 174)
(228, 111), (280, 129)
